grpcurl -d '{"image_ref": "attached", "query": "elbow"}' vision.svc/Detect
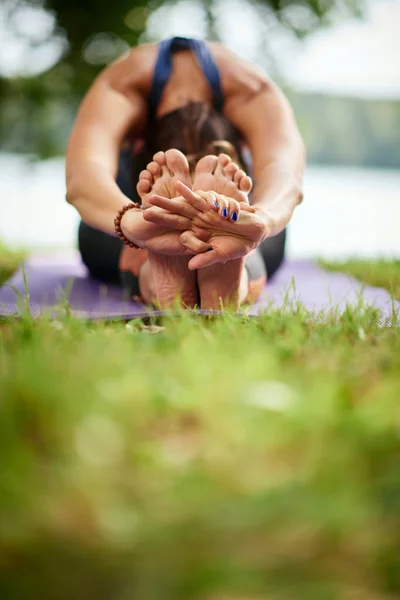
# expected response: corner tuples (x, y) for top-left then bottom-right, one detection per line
(65, 177), (82, 207)
(295, 183), (304, 206)
(65, 188), (75, 206)
(293, 169), (304, 206)
(294, 137), (306, 204)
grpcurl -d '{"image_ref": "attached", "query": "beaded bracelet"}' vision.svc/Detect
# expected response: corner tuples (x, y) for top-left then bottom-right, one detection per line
(114, 203), (141, 248)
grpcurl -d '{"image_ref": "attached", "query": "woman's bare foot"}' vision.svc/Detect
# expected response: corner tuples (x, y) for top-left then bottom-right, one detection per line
(137, 148), (192, 207)
(192, 153), (252, 203)
(195, 258), (249, 310)
(136, 149), (198, 309)
(192, 154), (253, 310)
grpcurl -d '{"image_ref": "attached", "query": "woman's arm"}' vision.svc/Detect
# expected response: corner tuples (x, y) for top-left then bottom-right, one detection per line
(225, 75), (305, 237)
(65, 50), (148, 234)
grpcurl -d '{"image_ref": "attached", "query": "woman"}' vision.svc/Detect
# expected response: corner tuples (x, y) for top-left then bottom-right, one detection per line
(66, 36), (305, 309)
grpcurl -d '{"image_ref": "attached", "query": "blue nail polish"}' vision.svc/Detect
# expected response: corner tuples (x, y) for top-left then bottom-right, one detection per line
(214, 200), (219, 208)
(232, 211), (238, 222)
(222, 208), (228, 218)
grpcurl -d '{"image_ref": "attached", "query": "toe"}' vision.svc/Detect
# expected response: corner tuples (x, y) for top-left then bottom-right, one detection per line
(147, 161), (161, 178)
(239, 175), (253, 194)
(224, 161), (239, 181)
(137, 179), (151, 197)
(234, 169), (246, 185)
(165, 149), (191, 184)
(152, 151), (169, 176)
(195, 154), (218, 176)
(217, 153), (231, 168)
(153, 151), (166, 167)
(139, 170), (153, 182)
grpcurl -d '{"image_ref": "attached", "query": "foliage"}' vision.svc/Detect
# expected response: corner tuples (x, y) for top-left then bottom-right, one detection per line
(0, 0), (364, 158)
(290, 93), (400, 169)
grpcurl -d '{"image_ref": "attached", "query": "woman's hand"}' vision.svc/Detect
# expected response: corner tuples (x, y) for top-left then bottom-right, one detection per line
(121, 204), (193, 256)
(144, 182), (270, 270)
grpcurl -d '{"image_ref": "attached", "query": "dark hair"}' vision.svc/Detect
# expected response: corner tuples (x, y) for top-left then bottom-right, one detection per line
(131, 101), (246, 203)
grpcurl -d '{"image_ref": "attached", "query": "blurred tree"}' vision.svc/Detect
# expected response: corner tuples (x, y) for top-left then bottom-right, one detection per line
(0, 0), (364, 157)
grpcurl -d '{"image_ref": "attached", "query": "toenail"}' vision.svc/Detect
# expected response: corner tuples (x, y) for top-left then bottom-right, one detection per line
(232, 211), (238, 222)
(222, 208), (228, 218)
(214, 200), (219, 208)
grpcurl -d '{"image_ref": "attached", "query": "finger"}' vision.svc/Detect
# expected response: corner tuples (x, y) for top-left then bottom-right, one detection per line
(147, 194), (198, 218)
(179, 230), (212, 254)
(241, 203), (256, 213)
(188, 249), (222, 270)
(226, 197), (241, 223)
(196, 191), (220, 212)
(143, 207), (191, 230)
(197, 192), (254, 219)
(175, 181), (209, 212)
(214, 194), (229, 220)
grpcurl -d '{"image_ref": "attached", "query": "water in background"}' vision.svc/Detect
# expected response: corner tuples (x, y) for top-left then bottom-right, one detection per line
(1, 153), (399, 259)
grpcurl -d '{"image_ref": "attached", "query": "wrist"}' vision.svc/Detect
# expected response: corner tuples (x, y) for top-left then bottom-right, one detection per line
(253, 205), (273, 240)
(118, 206), (143, 246)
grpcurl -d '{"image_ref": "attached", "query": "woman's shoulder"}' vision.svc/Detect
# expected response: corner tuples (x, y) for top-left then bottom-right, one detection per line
(102, 43), (159, 97)
(207, 42), (270, 102)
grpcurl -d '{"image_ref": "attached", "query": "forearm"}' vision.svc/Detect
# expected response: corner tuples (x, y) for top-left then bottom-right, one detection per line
(251, 146), (305, 237)
(66, 161), (132, 235)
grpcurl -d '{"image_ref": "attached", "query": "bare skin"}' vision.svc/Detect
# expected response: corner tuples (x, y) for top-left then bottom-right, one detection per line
(137, 149), (254, 309)
(66, 42), (304, 241)
(65, 41), (304, 307)
(192, 153), (252, 309)
(136, 148), (197, 308)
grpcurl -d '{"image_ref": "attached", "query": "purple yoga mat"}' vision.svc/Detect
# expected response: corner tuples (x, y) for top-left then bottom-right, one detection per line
(0, 251), (398, 321)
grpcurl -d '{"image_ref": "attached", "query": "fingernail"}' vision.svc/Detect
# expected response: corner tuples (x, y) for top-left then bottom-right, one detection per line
(214, 200), (219, 208)
(222, 208), (228, 218)
(232, 211), (238, 222)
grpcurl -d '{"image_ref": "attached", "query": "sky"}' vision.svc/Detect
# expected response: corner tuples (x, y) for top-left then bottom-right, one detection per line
(0, 0), (399, 99)
(279, 0), (400, 98)
(146, 0), (400, 99)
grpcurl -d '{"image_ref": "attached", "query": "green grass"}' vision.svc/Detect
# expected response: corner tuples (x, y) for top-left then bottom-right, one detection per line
(320, 258), (400, 299)
(1, 245), (400, 600)
(0, 241), (26, 286)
